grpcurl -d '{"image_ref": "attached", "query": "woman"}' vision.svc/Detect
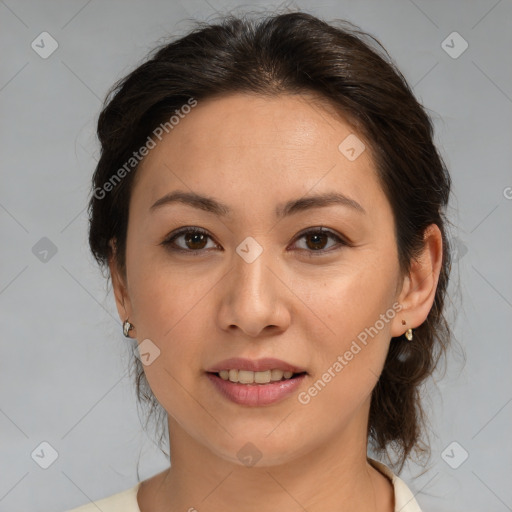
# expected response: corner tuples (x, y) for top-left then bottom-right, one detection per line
(68, 10), (451, 512)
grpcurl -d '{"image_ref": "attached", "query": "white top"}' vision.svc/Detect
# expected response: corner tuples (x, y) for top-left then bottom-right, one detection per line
(65, 458), (422, 512)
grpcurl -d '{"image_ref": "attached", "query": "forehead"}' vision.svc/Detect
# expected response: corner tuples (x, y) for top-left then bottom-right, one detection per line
(143, 92), (363, 160)
(131, 92), (388, 223)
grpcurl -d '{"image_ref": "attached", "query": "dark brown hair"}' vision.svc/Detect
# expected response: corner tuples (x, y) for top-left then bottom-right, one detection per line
(88, 11), (452, 472)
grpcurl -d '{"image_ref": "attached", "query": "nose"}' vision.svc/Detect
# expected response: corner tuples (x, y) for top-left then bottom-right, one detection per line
(217, 243), (291, 338)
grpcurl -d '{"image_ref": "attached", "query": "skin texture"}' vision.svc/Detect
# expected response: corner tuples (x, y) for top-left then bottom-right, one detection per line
(109, 92), (443, 512)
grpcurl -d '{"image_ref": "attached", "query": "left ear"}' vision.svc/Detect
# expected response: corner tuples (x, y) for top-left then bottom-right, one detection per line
(391, 223), (444, 337)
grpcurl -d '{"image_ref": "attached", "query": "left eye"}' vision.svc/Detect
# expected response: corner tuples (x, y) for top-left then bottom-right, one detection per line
(161, 226), (348, 256)
(293, 227), (347, 254)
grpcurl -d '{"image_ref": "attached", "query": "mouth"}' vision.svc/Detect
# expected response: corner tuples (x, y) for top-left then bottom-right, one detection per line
(205, 370), (308, 406)
(206, 369), (308, 385)
(205, 357), (309, 406)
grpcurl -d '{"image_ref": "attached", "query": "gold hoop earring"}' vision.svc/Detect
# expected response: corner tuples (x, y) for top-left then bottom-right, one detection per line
(123, 320), (134, 338)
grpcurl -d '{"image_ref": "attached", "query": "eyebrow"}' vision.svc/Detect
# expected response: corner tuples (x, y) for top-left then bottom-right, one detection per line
(150, 190), (366, 217)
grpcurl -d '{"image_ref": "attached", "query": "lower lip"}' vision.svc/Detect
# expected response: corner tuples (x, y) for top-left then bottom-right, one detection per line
(206, 372), (307, 406)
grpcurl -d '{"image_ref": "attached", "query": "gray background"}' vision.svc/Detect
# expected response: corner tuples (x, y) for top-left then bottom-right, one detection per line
(1, 0), (511, 511)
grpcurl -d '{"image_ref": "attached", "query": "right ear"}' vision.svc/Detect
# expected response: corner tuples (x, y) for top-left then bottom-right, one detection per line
(108, 238), (133, 326)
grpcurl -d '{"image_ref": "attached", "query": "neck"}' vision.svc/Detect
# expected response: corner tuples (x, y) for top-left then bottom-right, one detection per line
(143, 412), (394, 512)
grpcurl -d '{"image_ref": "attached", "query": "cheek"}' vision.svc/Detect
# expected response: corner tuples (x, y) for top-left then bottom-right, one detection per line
(307, 257), (398, 345)
(295, 282), (395, 436)
(127, 242), (208, 335)
(130, 267), (208, 366)
(126, 255), (225, 406)
(300, 254), (399, 397)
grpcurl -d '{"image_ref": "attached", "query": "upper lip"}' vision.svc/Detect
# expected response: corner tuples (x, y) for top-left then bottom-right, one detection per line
(206, 357), (307, 374)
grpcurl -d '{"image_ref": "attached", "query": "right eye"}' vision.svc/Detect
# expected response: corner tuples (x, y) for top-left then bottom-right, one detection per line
(161, 227), (220, 254)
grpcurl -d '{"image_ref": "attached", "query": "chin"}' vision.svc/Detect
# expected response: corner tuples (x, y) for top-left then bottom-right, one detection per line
(208, 430), (310, 469)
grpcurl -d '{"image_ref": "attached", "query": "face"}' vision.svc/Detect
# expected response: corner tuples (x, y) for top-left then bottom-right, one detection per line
(111, 92), (409, 467)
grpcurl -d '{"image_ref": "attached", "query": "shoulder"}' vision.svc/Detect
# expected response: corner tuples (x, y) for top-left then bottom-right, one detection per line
(368, 458), (423, 512)
(64, 482), (142, 512)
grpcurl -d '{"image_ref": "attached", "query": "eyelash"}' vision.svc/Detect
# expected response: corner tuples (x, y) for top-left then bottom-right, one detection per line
(160, 226), (350, 257)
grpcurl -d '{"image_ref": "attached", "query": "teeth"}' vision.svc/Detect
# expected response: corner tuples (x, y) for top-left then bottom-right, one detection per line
(218, 369), (295, 384)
